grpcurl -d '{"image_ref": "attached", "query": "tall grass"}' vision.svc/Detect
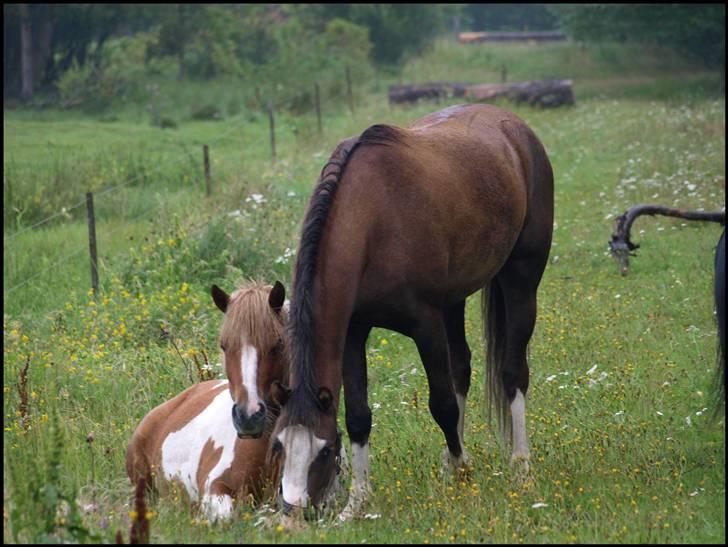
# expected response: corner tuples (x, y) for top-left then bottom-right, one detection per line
(3, 41), (725, 543)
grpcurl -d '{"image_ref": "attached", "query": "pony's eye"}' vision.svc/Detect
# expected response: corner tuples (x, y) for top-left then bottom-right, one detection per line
(320, 446), (331, 458)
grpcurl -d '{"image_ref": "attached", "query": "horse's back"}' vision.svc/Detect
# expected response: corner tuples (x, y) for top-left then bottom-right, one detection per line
(328, 103), (553, 308)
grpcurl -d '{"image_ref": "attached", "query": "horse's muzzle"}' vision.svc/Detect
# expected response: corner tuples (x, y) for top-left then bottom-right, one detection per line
(231, 402), (266, 438)
(279, 496), (320, 521)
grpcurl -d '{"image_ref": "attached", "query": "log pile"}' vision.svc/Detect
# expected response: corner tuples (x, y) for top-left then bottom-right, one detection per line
(388, 79), (574, 108)
(458, 31), (567, 44)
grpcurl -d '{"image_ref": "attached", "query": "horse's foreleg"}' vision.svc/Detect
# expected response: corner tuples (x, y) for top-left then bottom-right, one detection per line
(200, 481), (234, 522)
(412, 307), (465, 474)
(339, 323), (373, 522)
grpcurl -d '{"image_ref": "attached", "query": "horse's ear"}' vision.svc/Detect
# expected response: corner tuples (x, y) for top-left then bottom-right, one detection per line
(316, 386), (334, 412)
(211, 284), (229, 313)
(271, 380), (291, 407)
(269, 281), (285, 313)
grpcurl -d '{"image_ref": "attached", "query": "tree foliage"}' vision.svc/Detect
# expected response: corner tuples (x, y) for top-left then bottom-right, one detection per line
(551, 4), (725, 69)
(463, 4), (558, 32)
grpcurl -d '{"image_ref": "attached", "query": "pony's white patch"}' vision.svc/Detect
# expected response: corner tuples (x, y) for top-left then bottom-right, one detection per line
(200, 493), (234, 521)
(510, 389), (529, 460)
(283, 299), (291, 314)
(240, 345), (260, 416)
(161, 389), (237, 500)
(277, 425), (326, 508)
(338, 442), (370, 521)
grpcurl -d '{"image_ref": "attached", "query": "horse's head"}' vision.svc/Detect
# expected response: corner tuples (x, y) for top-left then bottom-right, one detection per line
(211, 281), (289, 439)
(270, 385), (344, 516)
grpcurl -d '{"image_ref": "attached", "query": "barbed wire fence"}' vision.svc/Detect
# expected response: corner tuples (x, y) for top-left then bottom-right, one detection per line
(4, 66), (367, 301)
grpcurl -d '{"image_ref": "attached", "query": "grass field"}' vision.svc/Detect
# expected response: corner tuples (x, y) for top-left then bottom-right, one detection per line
(3, 40), (725, 543)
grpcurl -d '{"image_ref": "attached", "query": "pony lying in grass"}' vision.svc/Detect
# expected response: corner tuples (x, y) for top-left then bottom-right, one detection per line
(126, 281), (290, 521)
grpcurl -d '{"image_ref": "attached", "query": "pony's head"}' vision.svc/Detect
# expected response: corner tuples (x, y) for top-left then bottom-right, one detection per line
(211, 280), (289, 439)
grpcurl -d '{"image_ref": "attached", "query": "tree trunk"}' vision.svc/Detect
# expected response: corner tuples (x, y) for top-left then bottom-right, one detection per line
(33, 12), (54, 89)
(177, 50), (185, 81)
(19, 4), (33, 101)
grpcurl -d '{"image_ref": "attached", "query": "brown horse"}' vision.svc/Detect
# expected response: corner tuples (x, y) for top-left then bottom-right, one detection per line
(270, 103), (554, 521)
(126, 281), (289, 521)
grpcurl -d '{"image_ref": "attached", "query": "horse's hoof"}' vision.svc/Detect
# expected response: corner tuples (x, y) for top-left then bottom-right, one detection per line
(278, 513), (308, 532)
(440, 448), (471, 479)
(335, 497), (368, 525)
(510, 455), (534, 490)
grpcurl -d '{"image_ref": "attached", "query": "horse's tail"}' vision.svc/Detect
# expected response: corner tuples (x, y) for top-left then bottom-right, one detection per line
(713, 228), (725, 412)
(482, 279), (511, 447)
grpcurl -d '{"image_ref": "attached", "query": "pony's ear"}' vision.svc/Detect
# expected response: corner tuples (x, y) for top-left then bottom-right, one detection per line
(316, 386), (334, 413)
(268, 281), (285, 313)
(271, 380), (291, 407)
(211, 284), (229, 313)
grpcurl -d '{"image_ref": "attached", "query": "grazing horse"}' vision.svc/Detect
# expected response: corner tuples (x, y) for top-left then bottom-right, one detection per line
(126, 281), (289, 521)
(715, 228), (725, 404)
(271, 103), (554, 520)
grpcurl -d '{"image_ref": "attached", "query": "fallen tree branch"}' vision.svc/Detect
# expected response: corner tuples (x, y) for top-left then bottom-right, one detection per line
(609, 204), (725, 275)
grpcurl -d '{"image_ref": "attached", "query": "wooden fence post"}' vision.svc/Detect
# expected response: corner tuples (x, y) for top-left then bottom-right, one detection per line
(268, 103), (276, 162)
(203, 145), (211, 197)
(501, 64), (508, 83)
(346, 65), (354, 114)
(86, 192), (98, 295)
(314, 82), (322, 135)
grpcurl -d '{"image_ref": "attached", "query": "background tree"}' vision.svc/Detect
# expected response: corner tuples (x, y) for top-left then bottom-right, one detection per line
(463, 4), (558, 31)
(551, 4), (725, 71)
(4, 4), (154, 101)
(291, 4), (457, 66)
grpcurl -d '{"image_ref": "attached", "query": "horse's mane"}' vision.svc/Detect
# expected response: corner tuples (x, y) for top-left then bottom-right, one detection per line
(285, 124), (403, 427)
(220, 280), (287, 357)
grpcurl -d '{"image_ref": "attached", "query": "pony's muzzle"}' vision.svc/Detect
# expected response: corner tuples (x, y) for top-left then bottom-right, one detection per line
(231, 402), (266, 438)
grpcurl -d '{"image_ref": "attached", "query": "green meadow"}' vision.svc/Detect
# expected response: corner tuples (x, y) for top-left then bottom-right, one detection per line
(3, 40), (725, 543)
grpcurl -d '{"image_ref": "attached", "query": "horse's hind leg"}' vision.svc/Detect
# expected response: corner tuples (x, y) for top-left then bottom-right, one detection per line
(444, 301), (472, 462)
(494, 255), (546, 477)
(412, 306), (465, 472)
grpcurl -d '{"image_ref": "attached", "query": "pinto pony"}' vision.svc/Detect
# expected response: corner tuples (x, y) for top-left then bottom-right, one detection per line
(271, 103), (554, 520)
(126, 281), (289, 521)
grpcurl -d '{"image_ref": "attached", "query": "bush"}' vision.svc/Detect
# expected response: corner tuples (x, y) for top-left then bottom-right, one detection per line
(55, 33), (153, 111)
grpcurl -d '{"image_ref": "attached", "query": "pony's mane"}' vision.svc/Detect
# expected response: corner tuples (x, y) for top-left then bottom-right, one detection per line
(220, 280), (287, 355)
(285, 124), (404, 427)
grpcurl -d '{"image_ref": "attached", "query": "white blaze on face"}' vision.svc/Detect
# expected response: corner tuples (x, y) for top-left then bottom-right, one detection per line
(240, 345), (261, 416)
(277, 425), (326, 507)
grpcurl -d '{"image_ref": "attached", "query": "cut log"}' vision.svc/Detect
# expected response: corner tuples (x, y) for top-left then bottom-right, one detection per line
(388, 79), (574, 108)
(458, 31), (567, 44)
(464, 79), (574, 108)
(388, 82), (468, 105)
